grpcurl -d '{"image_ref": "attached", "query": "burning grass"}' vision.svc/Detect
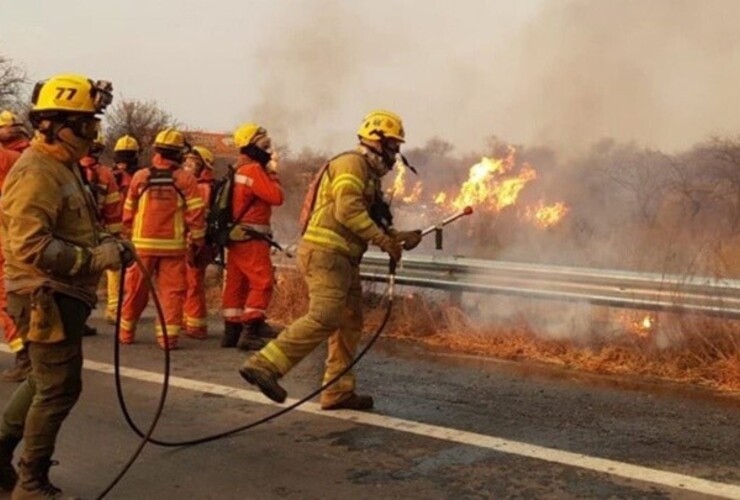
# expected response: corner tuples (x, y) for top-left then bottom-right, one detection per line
(263, 269), (740, 392)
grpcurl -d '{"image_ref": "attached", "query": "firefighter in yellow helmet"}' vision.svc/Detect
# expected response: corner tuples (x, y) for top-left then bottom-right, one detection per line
(104, 134), (141, 324)
(239, 110), (421, 410)
(0, 110), (30, 153)
(120, 129), (206, 349)
(182, 145), (216, 338)
(0, 74), (133, 497)
(221, 123), (284, 350)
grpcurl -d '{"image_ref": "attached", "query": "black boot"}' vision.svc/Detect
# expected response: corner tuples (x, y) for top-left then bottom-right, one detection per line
(253, 319), (280, 340)
(322, 393), (375, 411)
(12, 457), (63, 499)
(1, 350), (31, 383)
(237, 321), (268, 351)
(82, 324), (98, 337)
(0, 435), (19, 492)
(220, 322), (242, 348)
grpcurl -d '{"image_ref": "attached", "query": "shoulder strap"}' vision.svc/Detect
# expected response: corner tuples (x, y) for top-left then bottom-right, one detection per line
(300, 150), (367, 235)
(142, 167), (186, 201)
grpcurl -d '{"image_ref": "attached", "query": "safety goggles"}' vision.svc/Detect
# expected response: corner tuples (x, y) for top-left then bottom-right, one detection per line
(66, 116), (101, 141)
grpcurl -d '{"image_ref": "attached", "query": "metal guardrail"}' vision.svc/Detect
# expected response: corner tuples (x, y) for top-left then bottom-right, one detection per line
(276, 251), (740, 319)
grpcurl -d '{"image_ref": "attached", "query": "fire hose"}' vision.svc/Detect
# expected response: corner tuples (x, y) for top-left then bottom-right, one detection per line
(97, 206), (473, 498)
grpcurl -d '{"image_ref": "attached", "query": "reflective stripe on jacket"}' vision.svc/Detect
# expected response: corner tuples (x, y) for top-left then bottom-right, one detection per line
(302, 146), (386, 258)
(123, 154), (206, 256)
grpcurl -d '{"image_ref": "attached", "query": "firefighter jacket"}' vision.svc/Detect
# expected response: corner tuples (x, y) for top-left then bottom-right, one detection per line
(79, 156), (123, 235)
(1, 141), (105, 308)
(302, 146), (389, 258)
(0, 147), (21, 191)
(231, 155), (283, 238)
(123, 154), (206, 256)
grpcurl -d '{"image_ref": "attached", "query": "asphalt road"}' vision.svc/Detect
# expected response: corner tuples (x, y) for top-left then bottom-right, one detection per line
(0, 310), (738, 499)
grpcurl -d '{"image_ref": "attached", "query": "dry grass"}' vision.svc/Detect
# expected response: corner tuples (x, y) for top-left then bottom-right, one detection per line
(261, 269), (740, 392)
(203, 267), (740, 391)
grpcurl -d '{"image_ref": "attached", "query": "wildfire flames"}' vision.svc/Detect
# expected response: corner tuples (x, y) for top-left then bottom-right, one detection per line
(616, 311), (656, 338)
(388, 162), (423, 203)
(522, 201), (570, 229)
(387, 146), (569, 229)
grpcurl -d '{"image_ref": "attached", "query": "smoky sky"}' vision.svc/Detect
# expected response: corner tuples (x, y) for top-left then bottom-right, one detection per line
(3, 0), (740, 154)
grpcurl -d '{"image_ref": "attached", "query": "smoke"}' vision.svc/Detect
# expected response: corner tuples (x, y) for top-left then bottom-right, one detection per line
(507, 0), (740, 155)
(248, 0), (740, 156)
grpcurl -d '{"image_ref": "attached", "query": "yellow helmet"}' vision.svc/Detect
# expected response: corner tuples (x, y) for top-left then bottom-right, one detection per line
(114, 135), (140, 152)
(30, 73), (113, 116)
(154, 128), (186, 151)
(357, 109), (405, 143)
(233, 123), (267, 149)
(0, 110), (21, 128)
(191, 146), (214, 168)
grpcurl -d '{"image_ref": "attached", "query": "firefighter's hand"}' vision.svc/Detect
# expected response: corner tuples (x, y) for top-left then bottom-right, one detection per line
(395, 230), (422, 251)
(88, 240), (122, 272)
(118, 240), (136, 268)
(377, 234), (402, 263)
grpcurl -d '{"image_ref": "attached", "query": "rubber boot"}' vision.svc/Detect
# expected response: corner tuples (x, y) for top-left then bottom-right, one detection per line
(12, 458), (63, 499)
(220, 322), (242, 348)
(1, 350), (31, 383)
(0, 435), (20, 492)
(252, 319), (280, 340)
(322, 393), (374, 411)
(239, 356), (287, 403)
(236, 322), (267, 351)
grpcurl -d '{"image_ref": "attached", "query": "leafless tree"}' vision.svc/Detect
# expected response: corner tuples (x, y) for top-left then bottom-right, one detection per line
(104, 99), (180, 159)
(0, 53), (28, 113)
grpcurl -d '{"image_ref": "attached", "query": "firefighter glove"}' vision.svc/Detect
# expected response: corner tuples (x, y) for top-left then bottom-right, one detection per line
(395, 230), (422, 251)
(118, 240), (136, 268)
(377, 234), (402, 263)
(88, 240), (122, 272)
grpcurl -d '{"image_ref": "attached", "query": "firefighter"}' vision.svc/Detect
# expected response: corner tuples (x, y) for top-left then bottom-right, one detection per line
(0, 73), (130, 497)
(112, 134), (140, 198)
(0, 110), (30, 153)
(239, 110), (422, 410)
(221, 123), (284, 350)
(105, 134), (141, 323)
(0, 111), (31, 383)
(120, 129), (206, 350)
(182, 146), (215, 339)
(78, 132), (123, 331)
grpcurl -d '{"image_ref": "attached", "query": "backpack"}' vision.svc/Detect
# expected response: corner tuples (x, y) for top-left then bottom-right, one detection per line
(206, 165), (236, 248)
(206, 165), (256, 248)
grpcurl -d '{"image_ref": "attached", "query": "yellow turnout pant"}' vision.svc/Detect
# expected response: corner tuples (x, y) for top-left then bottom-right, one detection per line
(260, 246), (362, 407)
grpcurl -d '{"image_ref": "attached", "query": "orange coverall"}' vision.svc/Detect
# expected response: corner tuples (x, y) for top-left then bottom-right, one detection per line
(183, 166), (214, 338)
(0, 146), (22, 352)
(120, 154), (206, 349)
(222, 155), (283, 325)
(79, 156), (123, 235)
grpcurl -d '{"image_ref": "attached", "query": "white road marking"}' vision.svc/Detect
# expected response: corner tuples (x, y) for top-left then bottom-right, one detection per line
(1, 345), (739, 498)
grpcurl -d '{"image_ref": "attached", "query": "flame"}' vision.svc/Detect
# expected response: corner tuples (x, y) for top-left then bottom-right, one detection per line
(617, 312), (656, 338)
(522, 201), (570, 229)
(433, 149), (538, 213)
(387, 163), (422, 204)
